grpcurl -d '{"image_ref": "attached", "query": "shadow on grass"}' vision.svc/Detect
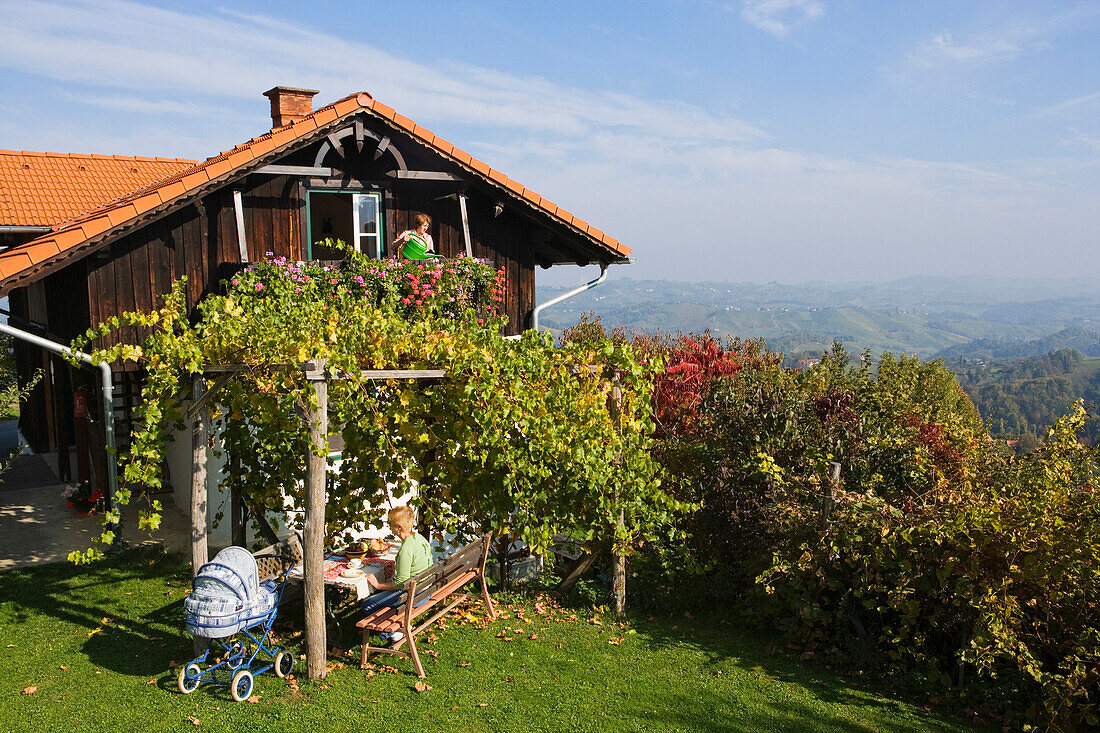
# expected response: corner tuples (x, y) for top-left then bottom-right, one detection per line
(622, 690), (881, 733)
(537, 585), (980, 733)
(0, 546), (195, 675)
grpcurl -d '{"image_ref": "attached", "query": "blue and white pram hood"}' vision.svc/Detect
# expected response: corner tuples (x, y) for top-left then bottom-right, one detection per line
(184, 546), (277, 639)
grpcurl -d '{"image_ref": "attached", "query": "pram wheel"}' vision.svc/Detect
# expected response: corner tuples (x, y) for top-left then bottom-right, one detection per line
(177, 663), (202, 694)
(230, 668), (254, 702)
(274, 650), (294, 678)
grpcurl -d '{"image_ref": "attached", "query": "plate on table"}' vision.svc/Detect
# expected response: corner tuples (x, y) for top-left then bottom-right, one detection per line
(340, 568), (364, 578)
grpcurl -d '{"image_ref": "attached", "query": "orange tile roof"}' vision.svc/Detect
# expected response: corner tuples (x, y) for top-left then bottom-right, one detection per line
(0, 151), (195, 227)
(0, 91), (629, 293)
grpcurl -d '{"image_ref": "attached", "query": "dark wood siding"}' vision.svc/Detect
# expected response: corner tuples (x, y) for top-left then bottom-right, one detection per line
(9, 263), (90, 453)
(83, 174), (303, 360)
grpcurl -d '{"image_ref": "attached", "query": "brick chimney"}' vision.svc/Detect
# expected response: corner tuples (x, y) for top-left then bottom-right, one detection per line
(263, 86), (320, 128)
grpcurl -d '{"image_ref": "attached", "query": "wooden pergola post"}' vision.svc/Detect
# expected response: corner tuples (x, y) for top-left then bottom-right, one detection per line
(190, 376), (209, 577)
(609, 373), (626, 615)
(189, 376), (210, 655)
(302, 359), (328, 680)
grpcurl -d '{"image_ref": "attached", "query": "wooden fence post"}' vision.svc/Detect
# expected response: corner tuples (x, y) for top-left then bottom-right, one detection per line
(302, 359), (328, 680)
(609, 373), (626, 616)
(190, 376), (209, 656)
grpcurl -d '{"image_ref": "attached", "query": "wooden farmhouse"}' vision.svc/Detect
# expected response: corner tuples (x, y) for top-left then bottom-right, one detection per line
(0, 87), (630, 515)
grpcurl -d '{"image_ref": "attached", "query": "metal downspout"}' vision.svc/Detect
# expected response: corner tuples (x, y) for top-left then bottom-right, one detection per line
(0, 322), (118, 528)
(531, 263), (609, 332)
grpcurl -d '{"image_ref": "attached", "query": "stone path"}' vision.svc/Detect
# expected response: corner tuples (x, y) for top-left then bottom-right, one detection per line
(0, 483), (191, 571)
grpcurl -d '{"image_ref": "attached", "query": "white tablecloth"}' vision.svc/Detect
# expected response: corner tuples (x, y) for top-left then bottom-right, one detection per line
(287, 553), (395, 601)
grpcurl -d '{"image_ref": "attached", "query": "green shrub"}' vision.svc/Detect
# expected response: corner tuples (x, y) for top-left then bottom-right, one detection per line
(637, 332), (1098, 729)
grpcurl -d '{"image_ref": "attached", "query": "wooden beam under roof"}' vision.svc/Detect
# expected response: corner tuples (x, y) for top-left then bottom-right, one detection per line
(257, 165), (336, 176)
(386, 170), (464, 181)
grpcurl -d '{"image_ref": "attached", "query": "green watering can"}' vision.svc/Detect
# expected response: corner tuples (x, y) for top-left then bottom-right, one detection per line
(400, 234), (440, 260)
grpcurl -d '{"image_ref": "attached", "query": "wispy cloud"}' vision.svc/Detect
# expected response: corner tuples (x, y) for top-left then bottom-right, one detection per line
(904, 26), (1043, 71)
(740, 0), (825, 39)
(0, 0), (767, 146)
(57, 91), (247, 119)
(899, 5), (1100, 78)
(1040, 90), (1100, 117)
(1061, 130), (1100, 154)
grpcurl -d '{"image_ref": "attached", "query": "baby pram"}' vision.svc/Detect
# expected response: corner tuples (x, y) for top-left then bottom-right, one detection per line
(178, 544), (296, 701)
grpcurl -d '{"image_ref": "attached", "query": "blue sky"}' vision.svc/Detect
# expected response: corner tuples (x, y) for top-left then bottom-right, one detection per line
(1, 0), (1098, 286)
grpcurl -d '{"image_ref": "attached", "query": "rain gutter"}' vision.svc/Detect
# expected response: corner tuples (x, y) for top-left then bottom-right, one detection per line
(0, 322), (118, 525)
(0, 226), (53, 234)
(531, 263), (612, 333)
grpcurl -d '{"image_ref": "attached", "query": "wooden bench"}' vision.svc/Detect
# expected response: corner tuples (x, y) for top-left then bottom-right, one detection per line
(357, 532), (496, 677)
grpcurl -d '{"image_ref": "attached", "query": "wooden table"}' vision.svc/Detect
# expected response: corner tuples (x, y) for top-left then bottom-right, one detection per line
(287, 551), (397, 648)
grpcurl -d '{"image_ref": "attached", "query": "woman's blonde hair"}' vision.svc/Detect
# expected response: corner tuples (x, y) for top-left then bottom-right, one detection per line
(412, 212), (431, 229)
(388, 505), (416, 534)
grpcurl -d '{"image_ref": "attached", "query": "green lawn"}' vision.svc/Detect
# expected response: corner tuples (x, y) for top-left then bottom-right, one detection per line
(0, 551), (979, 732)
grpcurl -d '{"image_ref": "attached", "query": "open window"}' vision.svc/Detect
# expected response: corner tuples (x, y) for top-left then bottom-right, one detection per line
(306, 190), (384, 260)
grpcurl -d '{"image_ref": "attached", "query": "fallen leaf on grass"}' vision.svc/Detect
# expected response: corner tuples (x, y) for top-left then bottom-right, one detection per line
(528, 634), (539, 640)
(87, 628), (102, 638)
(450, 705), (460, 710)
(478, 703), (488, 707)
(378, 665), (399, 674)
(145, 679), (157, 686)
(247, 695), (261, 703)
(187, 716), (200, 726)
(413, 680), (432, 692)
(59, 666), (68, 671)
(609, 637), (624, 645)
(513, 628), (524, 634)
(22, 686), (37, 695)
(496, 630), (508, 638)
(319, 685), (329, 690)
(458, 662), (471, 668)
